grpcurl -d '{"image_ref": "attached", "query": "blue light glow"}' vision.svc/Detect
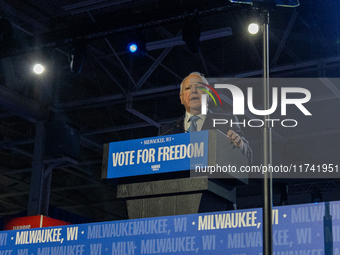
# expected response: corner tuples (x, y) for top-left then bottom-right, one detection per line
(128, 43), (138, 53)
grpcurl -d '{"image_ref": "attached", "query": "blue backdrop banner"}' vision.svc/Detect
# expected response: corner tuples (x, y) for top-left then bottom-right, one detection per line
(1, 201), (340, 254)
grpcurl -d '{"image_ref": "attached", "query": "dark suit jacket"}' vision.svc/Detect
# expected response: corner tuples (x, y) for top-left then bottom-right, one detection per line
(160, 110), (252, 162)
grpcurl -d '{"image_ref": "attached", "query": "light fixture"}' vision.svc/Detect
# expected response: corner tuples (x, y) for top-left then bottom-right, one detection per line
(127, 38), (146, 55)
(248, 23), (260, 34)
(247, 8), (261, 35)
(33, 64), (44, 74)
(128, 43), (138, 53)
(70, 42), (87, 73)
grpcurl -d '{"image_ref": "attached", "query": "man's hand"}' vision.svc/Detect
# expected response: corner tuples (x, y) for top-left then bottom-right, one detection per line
(227, 130), (243, 148)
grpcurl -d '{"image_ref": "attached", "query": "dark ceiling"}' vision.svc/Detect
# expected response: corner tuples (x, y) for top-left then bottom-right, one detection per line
(0, 0), (340, 224)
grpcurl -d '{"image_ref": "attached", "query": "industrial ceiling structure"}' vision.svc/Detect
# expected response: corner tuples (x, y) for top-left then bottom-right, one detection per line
(0, 0), (340, 224)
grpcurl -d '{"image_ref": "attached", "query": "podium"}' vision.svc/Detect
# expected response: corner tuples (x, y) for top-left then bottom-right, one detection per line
(102, 130), (249, 219)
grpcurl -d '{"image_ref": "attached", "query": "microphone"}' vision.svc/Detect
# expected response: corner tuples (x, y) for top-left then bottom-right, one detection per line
(159, 118), (186, 136)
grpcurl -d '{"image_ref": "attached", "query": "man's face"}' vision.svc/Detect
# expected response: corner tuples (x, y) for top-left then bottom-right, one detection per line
(180, 74), (206, 115)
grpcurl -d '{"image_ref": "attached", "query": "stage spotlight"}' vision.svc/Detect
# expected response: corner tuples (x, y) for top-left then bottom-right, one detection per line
(127, 40), (146, 55)
(247, 9), (261, 35)
(248, 23), (259, 34)
(182, 18), (202, 53)
(128, 43), (138, 53)
(70, 42), (87, 73)
(33, 64), (44, 74)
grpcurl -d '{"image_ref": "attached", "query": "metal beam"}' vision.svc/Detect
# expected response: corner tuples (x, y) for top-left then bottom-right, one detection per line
(146, 27), (232, 51)
(89, 50), (127, 93)
(146, 53), (183, 80)
(0, 5), (233, 58)
(233, 55), (340, 77)
(285, 128), (340, 140)
(271, 10), (298, 66)
(88, 6), (135, 88)
(288, 181), (340, 194)
(126, 108), (160, 128)
(136, 43), (174, 90)
(0, 1), (49, 34)
(319, 78), (340, 99)
(158, 27), (223, 74)
(269, 33), (301, 63)
(56, 55), (340, 110)
(62, 0), (138, 14)
(84, 122), (152, 135)
(0, 85), (47, 122)
(27, 121), (46, 216)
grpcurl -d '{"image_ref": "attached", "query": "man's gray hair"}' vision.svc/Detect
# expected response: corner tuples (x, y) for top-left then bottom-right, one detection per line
(179, 72), (209, 93)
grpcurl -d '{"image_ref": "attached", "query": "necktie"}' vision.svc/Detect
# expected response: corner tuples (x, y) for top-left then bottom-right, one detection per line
(187, 115), (200, 132)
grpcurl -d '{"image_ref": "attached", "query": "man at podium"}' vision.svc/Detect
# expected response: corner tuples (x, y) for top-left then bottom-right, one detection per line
(160, 72), (252, 162)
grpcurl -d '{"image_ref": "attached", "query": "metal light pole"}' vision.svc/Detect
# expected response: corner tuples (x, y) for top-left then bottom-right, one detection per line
(261, 7), (273, 255)
(228, 1), (299, 254)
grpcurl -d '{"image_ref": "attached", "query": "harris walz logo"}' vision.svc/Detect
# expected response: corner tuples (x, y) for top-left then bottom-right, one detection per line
(200, 83), (312, 128)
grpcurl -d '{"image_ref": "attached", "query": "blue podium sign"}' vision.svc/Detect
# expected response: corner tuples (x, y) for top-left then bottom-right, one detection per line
(103, 131), (209, 179)
(1, 201), (340, 254)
